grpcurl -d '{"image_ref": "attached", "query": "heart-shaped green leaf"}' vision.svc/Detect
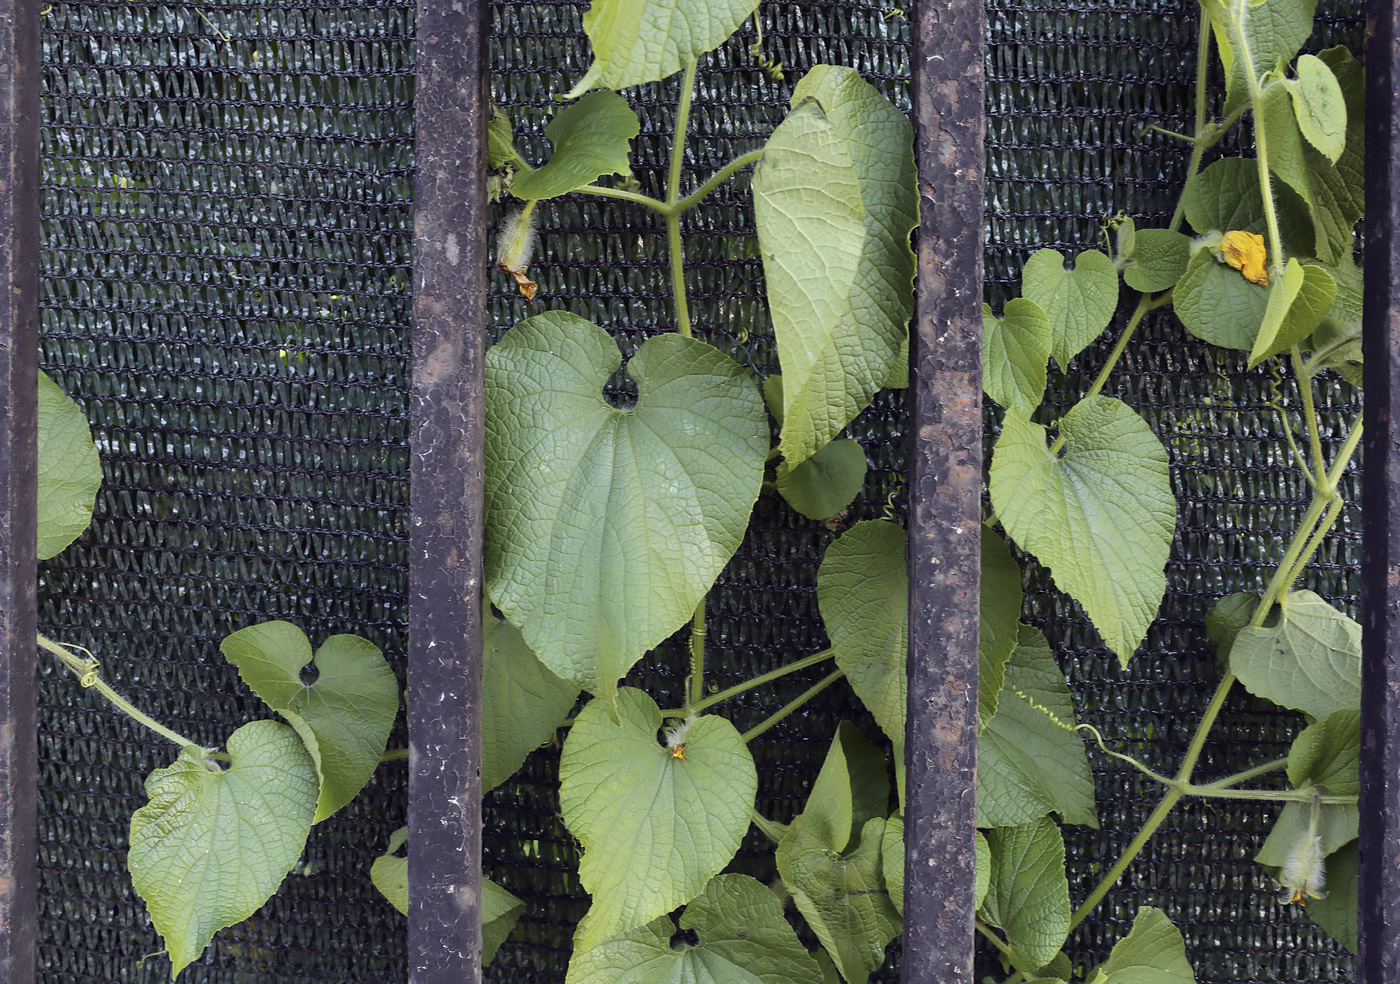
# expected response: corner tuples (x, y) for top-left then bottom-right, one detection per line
(511, 92), (640, 201)
(983, 299), (1052, 413)
(221, 621), (399, 822)
(777, 438), (868, 521)
(560, 688), (757, 949)
(565, 873), (828, 984)
(1122, 230), (1191, 294)
(1229, 590), (1360, 719)
(979, 818), (1071, 972)
(485, 312), (767, 707)
(754, 65), (915, 467)
(566, 0), (760, 97)
(817, 520), (907, 750)
(36, 371), (101, 561)
(990, 397), (1175, 664)
(1020, 249), (1119, 368)
(1172, 248), (1269, 351)
(482, 613), (578, 792)
(1093, 908), (1196, 984)
(128, 721), (318, 979)
(980, 527), (1023, 730)
(1288, 54), (1347, 163)
(979, 626), (1097, 829)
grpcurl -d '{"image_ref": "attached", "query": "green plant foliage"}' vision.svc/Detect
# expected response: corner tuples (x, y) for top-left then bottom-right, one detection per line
(980, 818), (1072, 971)
(484, 312), (767, 706)
(369, 826), (409, 914)
(1122, 229), (1191, 293)
(1092, 907), (1196, 984)
(1205, 591), (1258, 663)
(974, 831), (991, 911)
(36, 371), (101, 561)
(128, 721), (318, 978)
(882, 813), (904, 917)
(1287, 54), (1347, 163)
(980, 527), (1023, 730)
(801, 723), (891, 851)
(221, 621), (399, 822)
(982, 298), (1052, 413)
(990, 396), (1175, 664)
(1202, 0), (1317, 116)
(1229, 590), (1361, 720)
(565, 874), (828, 984)
(777, 438), (868, 521)
(753, 65), (915, 467)
(566, 0), (761, 97)
(1020, 248), (1119, 368)
(978, 626), (1098, 829)
(510, 92), (640, 200)
(482, 613), (578, 792)
(1251, 260), (1335, 364)
(1257, 710), (1359, 867)
(1303, 839), (1358, 952)
(559, 688), (757, 949)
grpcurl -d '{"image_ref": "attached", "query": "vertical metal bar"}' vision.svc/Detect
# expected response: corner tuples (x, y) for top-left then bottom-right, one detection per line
(408, 1), (487, 980)
(906, 1), (985, 981)
(1360, 0), (1400, 975)
(0, 0), (41, 973)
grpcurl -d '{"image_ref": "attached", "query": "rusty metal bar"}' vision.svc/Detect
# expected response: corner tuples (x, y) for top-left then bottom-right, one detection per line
(905, 1), (986, 981)
(408, 2), (488, 980)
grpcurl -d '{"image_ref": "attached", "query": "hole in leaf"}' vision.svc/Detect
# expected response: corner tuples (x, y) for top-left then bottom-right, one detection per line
(300, 663), (320, 687)
(669, 927), (699, 951)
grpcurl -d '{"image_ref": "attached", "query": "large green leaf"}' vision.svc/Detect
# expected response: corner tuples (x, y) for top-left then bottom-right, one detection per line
(1173, 248), (1269, 351)
(559, 688), (757, 949)
(989, 397), (1175, 664)
(565, 874), (828, 984)
(777, 438), (868, 521)
(818, 520), (907, 749)
(36, 371), (101, 560)
(777, 816), (900, 984)
(980, 528), (1023, 730)
(482, 613), (578, 792)
(754, 65), (915, 467)
(1020, 249), (1119, 368)
(1094, 908), (1196, 984)
(128, 721), (318, 978)
(979, 818), (1071, 971)
(1304, 839), (1357, 952)
(1256, 710), (1359, 868)
(1229, 590), (1360, 719)
(983, 299), (1052, 413)
(484, 312), (767, 706)
(566, 0), (760, 97)
(511, 92), (640, 200)
(221, 621), (399, 822)
(979, 626), (1098, 829)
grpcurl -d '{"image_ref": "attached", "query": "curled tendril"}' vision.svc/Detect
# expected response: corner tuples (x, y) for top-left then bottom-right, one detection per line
(881, 487), (901, 523)
(749, 42), (784, 82)
(1010, 686), (1174, 786)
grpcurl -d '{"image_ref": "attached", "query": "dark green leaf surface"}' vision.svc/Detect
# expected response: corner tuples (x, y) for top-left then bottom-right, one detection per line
(482, 613), (579, 792)
(511, 92), (640, 200)
(980, 818), (1071, 971)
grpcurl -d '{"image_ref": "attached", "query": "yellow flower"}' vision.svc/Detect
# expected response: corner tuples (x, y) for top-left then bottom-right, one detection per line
(1221, 230), (1270, 286)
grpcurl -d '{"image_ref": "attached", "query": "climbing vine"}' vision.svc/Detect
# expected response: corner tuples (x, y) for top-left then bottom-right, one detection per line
(33, 0), (1365, 979)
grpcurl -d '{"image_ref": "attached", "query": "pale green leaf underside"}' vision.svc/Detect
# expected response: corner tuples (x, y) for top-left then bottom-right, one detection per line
(559, 689), (757, 949)
(979, 625), (1098, 829)
(1205, 0), (1317, 117)
(983, 298), (1052, 413)
(1229, 589), (1361, 720)
(1304, 840), (1358, 952)
(482, 614), (579, 792)
(1021, 248), (1119, 368)
(221, 620), (399, 822)
(818, 520), (908, 751)
(974, 831), (991, 911)
(1289, 54), (1347, 163)
(36, 371), (101, 561)
(777, 438), (868, 520)
(128, 721), (317, 979)
(511, 91), (640, 200)
(980, 527), (1023, 730)
(566, 874), (827, 984)
(990, 396), (1174, 664)
(567, 0), (760, 97)
(754, 65), (915, 467)
(980, 818), (1071, 971)
(484, 312), (767, 706)
(1096, 907), (1196, 984)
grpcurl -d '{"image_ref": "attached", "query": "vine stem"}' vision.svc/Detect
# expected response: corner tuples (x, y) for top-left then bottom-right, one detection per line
(1293, 347), (1328, 487)
(668, 647), (835, 717)
(574, 184), (669, 213)
(36, 633), (199, 750)
(667, 59), (700, 337)
(674, 149), (766, 213)
(687, 599), (707, 708)
(1233, 0), (1286, 272)
(742, 668), (844, 742)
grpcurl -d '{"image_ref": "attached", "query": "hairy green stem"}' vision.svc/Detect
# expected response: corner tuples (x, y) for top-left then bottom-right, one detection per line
(1197, 756), (1289, 789)
(1293, 347), (1328, 488)
(1233, 1), (1286, 271)
(675, 149), (766, 213)
(665, 59), (700, 337)
(686, 648), (834, 714)
(1166, 17), (1214, 233)
(742, 669), (844, 742)
(574, 184), (669, 213)
(687, 599), (707, 707)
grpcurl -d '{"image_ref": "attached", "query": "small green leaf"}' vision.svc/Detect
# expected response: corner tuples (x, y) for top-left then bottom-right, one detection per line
(1249, 257), (1306, 366)
(1020, 249), (1119, 368)
(980, 818), (1071, 971)
(128, 721), (318, 979)
(488, 108), (528, 171)
(565, 874), (828, 984)
(801, 722), (891, 853)
(754, 65), (916, 466)
(485, 312), (767, 708)
(369, 826), (409, 914)
(1303, 839), (1358, 952)
(1122, 230), (1191, 293)
(566, 0), (761, 97)
(1229, 590), (1360, 720)
(560, 689), (757, 949)
(777, 439), (868, 521)
(1288, 55), (1347, 162)
(818, 520), (907, 751)
(882, 813), (904, 917)
(1258, 262), (1337, 364)
(483, 878), (527, 966)
(1094, 907), (1196, 984)
(510, 92), (640, 201)
(482, 613), (579, 792)
(990, 397), (1174, 664)
(980, 527), (1024, 731)
(221, 621), (399, 822)
(36, 371), (102, 561)
(974, 831), (991, 911)
(983, 299), (1052, 413)
(979, 626), (1098, 829)
(1206, 591), (1259, 664)
(1257, 710), (1359, 868)
(1114, 215), (1137, 266)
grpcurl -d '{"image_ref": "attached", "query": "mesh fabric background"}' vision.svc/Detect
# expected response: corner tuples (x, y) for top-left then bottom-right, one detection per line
(32, 0), (1365, 981)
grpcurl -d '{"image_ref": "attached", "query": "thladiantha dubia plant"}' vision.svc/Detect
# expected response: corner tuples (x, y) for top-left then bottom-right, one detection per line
(34, 0), (1363, 979)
